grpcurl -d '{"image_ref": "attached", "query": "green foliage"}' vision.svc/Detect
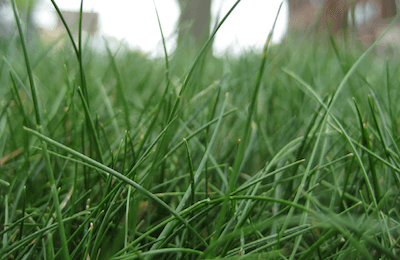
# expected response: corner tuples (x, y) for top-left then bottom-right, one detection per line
(1, 1), (400, 259)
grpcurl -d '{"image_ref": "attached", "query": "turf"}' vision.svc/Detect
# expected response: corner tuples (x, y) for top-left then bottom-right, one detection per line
(1, 1), (400, 259)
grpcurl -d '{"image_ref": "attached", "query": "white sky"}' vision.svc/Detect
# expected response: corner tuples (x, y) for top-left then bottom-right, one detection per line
(33, 0), (288, 56)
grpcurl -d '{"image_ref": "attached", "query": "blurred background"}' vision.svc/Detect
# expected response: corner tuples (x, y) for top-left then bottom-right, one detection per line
(0, 0), (398, 57)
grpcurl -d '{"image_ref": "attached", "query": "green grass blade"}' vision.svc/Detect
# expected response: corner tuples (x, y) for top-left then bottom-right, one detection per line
(41, 141), (71, 260)
(10, 1), (71, 258)
(77, 87), (104, 164)
(183, 138), (196, 207)
(150, 93), (229, 251)
(134, 1), (172, 159)
(23, 126), (207, 248)
(49, 0), (79, 57)
(167, 0), (241, 121)
(10, 0), (41, 127)
(229, 2), (282, 194)
(104, 40), (130, 131)
(353, 97), (381, 202)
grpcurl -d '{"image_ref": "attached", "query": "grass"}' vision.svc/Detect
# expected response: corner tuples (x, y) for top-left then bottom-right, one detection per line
(1, 1), (400, 259)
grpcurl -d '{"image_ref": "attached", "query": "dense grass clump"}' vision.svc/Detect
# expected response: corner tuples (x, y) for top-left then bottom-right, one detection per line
(1, 1), (400, 259)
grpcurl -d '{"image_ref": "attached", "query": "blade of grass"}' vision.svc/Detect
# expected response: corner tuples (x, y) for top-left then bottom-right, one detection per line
(149, 92), (229, 251)
(77, 87), (104, 164)
(283, 69), (400, 178)
(211, 3), (282, 248)
(96, 79), (120, 135)
(11, 1), (40, 127)
(183, 138), (196, 207)
(233, 159), (305, 196)
(368, 94), (391, 160)
(2, 195), (9, 250)
(282, 66), (399, 257)
(4, 60), (32, 102)
(158, 108), (236, 167)
(104, 40), (130, 131)
(49, 0), (78, 57)
(10, 1), (71, 259)
(135, 1), (172, 159)
(2, 211), (89, 259)
(281, 15), (400, 230)
(77, 0), (88, 103)
(167, 0), (241, 122)
(90, 189), (121, 257)
(353, 97), (380, 202)
(23, 126), (207, 248)
(48, 0), (88, 101)
(385, 60), (397, 138)
(229, 2), (281, 194)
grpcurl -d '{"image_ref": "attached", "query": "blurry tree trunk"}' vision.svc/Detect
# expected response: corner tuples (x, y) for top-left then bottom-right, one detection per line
(287, 0), (315, 32)
(286, 0), (397, 47)
(286, 0), (349, 37)
(288, 0), (311, 10)
(381, 0), (397, 18)
(319, 0), (348, 33)
(177, 0), (211, 55)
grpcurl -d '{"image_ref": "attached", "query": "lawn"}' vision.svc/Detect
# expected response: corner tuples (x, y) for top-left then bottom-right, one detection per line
(1, 1), (400, 259)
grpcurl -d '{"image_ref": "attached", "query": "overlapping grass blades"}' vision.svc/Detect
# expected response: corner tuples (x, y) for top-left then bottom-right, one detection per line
(1, 0), (400, 259)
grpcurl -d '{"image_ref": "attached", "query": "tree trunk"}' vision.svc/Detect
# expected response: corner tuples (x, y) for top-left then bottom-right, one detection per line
(177, 0), (211, 54)
(287, 0), (316, 32)
(320, 0), (348, 33)
(381, 0), (397, 18)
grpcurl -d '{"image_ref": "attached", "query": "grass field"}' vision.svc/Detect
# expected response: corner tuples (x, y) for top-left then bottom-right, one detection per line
(1, 1), (400, 259)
